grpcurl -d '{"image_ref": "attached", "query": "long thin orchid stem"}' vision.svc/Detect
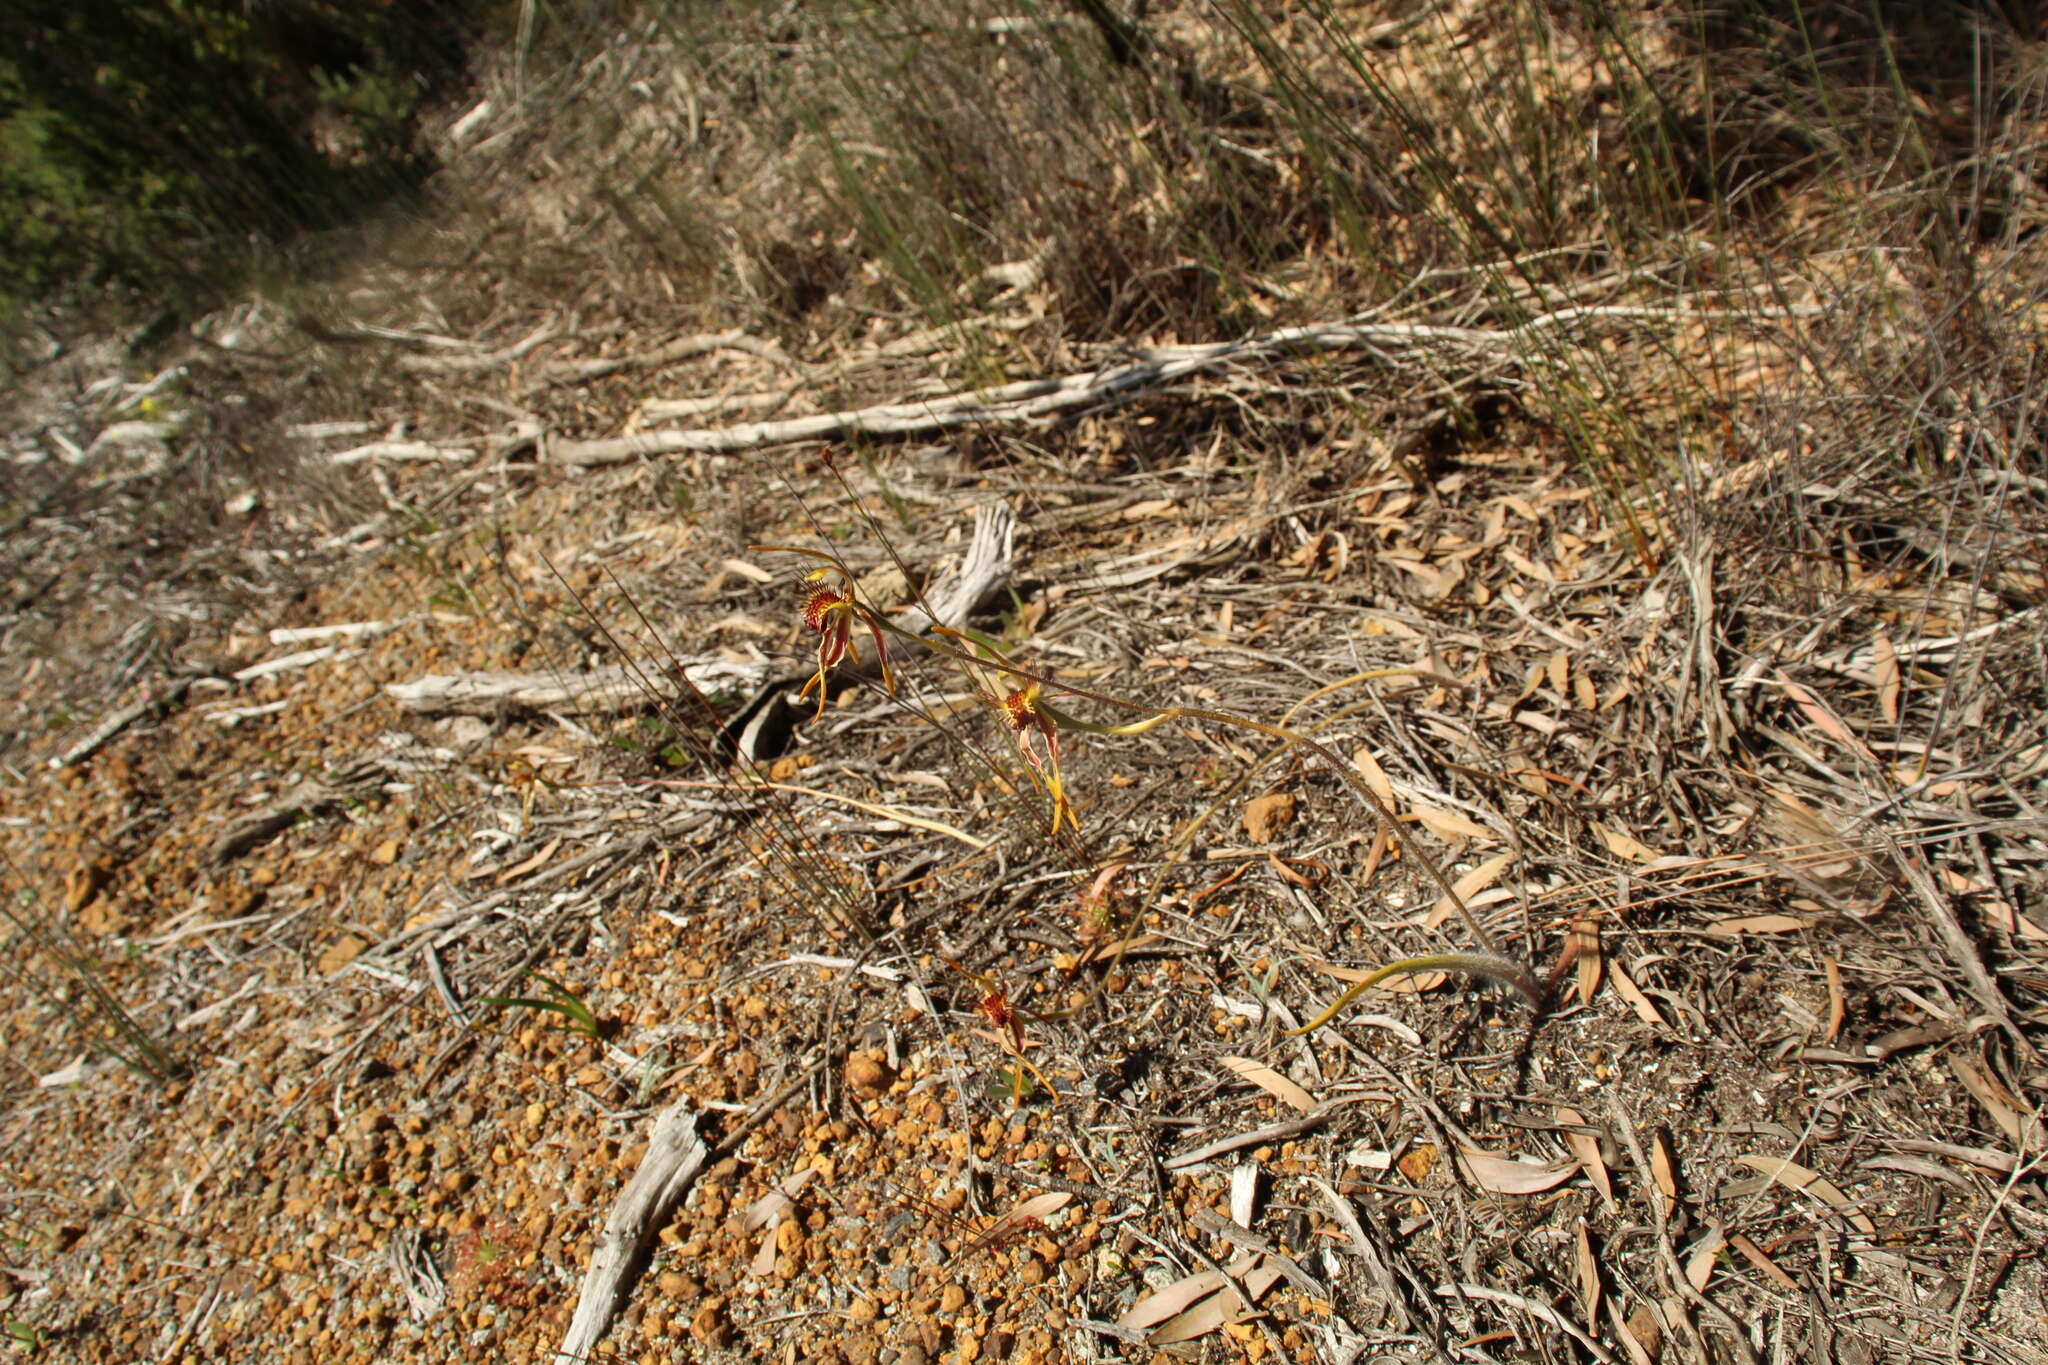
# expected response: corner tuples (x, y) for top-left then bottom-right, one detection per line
(856, 612), (1540, 1009)
(756, 539), (1543, 1024)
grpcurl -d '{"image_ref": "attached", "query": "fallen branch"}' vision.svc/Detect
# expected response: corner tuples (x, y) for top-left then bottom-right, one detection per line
(328, 440), (476, 467)
(527, 329), (802, 392)
(387, 658), (779, 717)
(554, 1100), (708, 1365)
(395, 316), (563, 375)
(636, 388), (799, 425)
(51, 671), (205, 769)
(210, 758), (388, 864)
(387, 503), (1014, 726)
(548, 305), (1793, 466)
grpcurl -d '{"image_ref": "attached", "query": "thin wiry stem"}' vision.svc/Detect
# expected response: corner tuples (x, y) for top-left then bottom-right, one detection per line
(854, 607), (1544, 1014)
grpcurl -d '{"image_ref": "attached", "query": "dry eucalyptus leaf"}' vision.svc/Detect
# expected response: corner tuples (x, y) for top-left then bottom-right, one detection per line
(1649, 1130), (1680, 1201)
(975, 1191), (1072, 1249)
(1148, 1259), (1286, 1345)
(1457, 1150), (1579, 1195)
(1116, 1252), (1263, 1331)
(1682, 1225), (1724, 1292)
(1557, 1106), (1614, 1211)
(1608, 960), (1666, 1027)
(1424, 850), (1516, 931)
(1594, 824), (1665, 864)
(739, 1166), (820, 1232)
(1219, 1055), (1318, 1114)
(1871, 631), (1901, 724)
(1733, 1154), (1876, 1233)
(1350, 745), (1395, 804)
(1412, 805), (1494, 843)
(1575, 1221), (1601, 1326)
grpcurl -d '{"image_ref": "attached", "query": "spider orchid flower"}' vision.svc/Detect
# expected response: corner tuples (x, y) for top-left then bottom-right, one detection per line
(795, 570), (892, 720)
(999, 683), (1078, 834)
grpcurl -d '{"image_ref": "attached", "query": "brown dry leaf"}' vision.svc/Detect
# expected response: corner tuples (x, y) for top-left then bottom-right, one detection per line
(1147, 1260), (1286, 1344)
(1376, 969), (1450, 995)
(1608, 960), (1667, 1027)
(1823, 957), (1845, 1043)
(1502, 546), (1555, 582)
(1557, 1106), (1615, 1211)
(1572, 917), (1603, 1005)
(318, 933), (368, 975)
(1733, 1155), (1876, 1234)
(721, 556), (776, 584)
(1220, 1056), (1318, 1113)
(1704, 913), (1808, 936)
(1457, 1150), (1580, 1195)
(495, 836), (562, 886)
(1383, 554), (1457, 599)
(1547, 649), (1570, 694)
(975, 1191), (1072, 1249)
(1777, 670), (1878, 763)
(1727, 1232), (1800, 1291)
(1612, 1301), (1661, 1365)
(1871, 631), (1901, 724)
(1683, 1224), (1725, 1292)
(1575, 1221), (1602, 1327)
(1574, 671), (1599, 712)
(1649, 1131), (1680, 1201)
(1397, 1144), (1439, 1182)
(1350, 745), (1395, 804)
(1424, 851), (1516, 931)
(1949, 1057), (2042, 1149)
(1242, 792), (1298, 843)
(748, 1223), (778, 1276)
(739, 1166), (821, 1232)
(64, 861), (108, 914)
(1594, 824), (1665, 863)
(1266, 854), (1322, 889)
(1412, 805), (1494, 843)
(1116, 1252), (1263, 1332)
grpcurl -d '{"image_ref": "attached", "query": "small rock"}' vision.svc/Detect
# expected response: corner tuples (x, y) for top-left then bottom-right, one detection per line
(1243, 792), (1298, 842)
(689, 1298), (732, 1349)
(938, 1282), (967, 1314)
(318, 934), (368, 975)
(845, 1053), (893, 1096)
(368, 838), (400, 866)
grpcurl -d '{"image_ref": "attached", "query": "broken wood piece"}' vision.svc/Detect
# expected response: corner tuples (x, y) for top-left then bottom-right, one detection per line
(210, 758), (388, 864)
(546, 307), (1767, 465)
(386, 659), (779, 717)
(50, 670), (204, 769)
(528, 328), (801, 391)
(554, 1101), (708, 1365)
(269, 620), (398, 646)
(394, 315), (562, 375)
(232, 646), (357, 682)
(637, 389), (798, 425)
(329, 440), (476, 466)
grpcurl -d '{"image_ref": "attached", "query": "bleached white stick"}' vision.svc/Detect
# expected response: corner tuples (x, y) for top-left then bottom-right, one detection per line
(555, 1102), (708, 1365)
